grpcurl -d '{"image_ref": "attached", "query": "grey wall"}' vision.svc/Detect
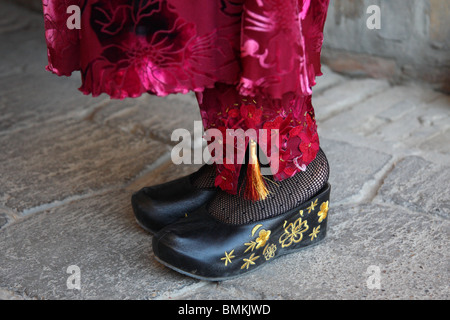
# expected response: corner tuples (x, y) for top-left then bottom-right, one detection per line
(322, 0), (450, 93)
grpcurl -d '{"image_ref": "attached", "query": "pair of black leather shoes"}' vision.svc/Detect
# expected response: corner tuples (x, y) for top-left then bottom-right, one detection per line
(132, 166), (330, 281)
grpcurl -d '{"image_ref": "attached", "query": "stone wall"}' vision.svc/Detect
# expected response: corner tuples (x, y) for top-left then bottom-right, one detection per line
(7, 0), (450, 93)
(322, 0), (449, 93)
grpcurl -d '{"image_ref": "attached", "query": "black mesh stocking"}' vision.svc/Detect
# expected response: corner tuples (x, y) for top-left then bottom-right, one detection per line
(208, 148), (330, 225)
(190, 164), (217, 188)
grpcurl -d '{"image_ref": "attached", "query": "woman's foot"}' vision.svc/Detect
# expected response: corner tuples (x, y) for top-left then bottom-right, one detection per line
(131, 164), (217, 234)
(152, 149), (330, 280)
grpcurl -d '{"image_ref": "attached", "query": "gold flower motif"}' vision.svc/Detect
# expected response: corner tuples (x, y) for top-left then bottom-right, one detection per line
(263, 243), (277, 261)
(309, 226), (321, 241)
(279, 217), (309, 248)
(245, 229), (271, 252)
(318, 201), (329, 223)
(241, 253), (259, 270)
(255, 229), (271, 249)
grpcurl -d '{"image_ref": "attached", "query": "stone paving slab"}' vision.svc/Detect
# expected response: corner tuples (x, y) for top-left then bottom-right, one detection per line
(316, 83), (450, 169)
(0, 22), (46, 77)
(0, 118), (170, 214)
(312, 65), (346, 95)
(125, 161), (202, 194)
(313, 78), (390, 122)
(0, 1), (59, 82)
(0, 190), (200, 300)
(372, 96), (450, 150)
(0, 1), (110, 134)
(420, 128), (450, 155)
(0, 72), (105, 134)
(376, 156), (450, 219)
(318, 84), (442, 140)
(0, 203), (18, 232)
(90, 93), (202, 146)
(415, 94), (450, 153)
(0, 212), (12, 230)
(320, 138), (392, 204)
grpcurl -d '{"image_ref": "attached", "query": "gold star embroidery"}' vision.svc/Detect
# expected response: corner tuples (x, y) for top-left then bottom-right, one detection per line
(244, 241), (257, 253)
(307, 199), (318, 213)
(241, 253), (260, 270)
(309, 226), (321, 241)
(221, 250), (235, 266)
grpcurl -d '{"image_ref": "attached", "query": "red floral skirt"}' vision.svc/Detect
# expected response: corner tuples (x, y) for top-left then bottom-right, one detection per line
(43, 0), (330, 194)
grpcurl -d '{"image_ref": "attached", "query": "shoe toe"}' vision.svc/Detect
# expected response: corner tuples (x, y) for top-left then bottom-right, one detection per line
(152, 225), (204, 278)
(131, 189), (162, 233)
(132, 182), (218, 234)
(152, 213), (229, 279)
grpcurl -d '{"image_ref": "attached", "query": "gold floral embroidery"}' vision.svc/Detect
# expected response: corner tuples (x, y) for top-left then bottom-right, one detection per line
(263, 244), (277, 261)
(245, 229), (271, 252)
(299, 209), (304, 217)
(318, 201), (329, 223)
(255, 229), (271, 249)
(279, 217), (309, 248)
(309, 226), (320, 241)
(251, 224), (263, 237)
(241, 253), (260, 270)
(221, 250), (235, 266)
(307, 199), (318, 213)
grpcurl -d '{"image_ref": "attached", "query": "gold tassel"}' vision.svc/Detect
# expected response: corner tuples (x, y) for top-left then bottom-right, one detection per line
(244, 140), (269, 201)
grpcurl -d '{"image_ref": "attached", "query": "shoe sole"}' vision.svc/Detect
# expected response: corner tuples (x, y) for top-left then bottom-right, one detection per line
(134, 217), (157, 235)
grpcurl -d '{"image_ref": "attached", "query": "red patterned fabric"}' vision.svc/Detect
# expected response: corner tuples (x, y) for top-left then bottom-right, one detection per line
(197, 84), (320, 194)
(42, 0), (330, 194)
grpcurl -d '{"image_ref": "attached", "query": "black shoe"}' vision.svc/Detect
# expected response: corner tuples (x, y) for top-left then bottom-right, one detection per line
(152, 183), (331, 281)
(131, 165), (218, 234)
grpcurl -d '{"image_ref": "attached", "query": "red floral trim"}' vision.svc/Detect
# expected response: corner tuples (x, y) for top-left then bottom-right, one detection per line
(198, 87), (320, 194)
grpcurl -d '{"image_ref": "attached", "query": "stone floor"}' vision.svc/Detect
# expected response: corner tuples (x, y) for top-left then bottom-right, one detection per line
(0, 1), (449, 300)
